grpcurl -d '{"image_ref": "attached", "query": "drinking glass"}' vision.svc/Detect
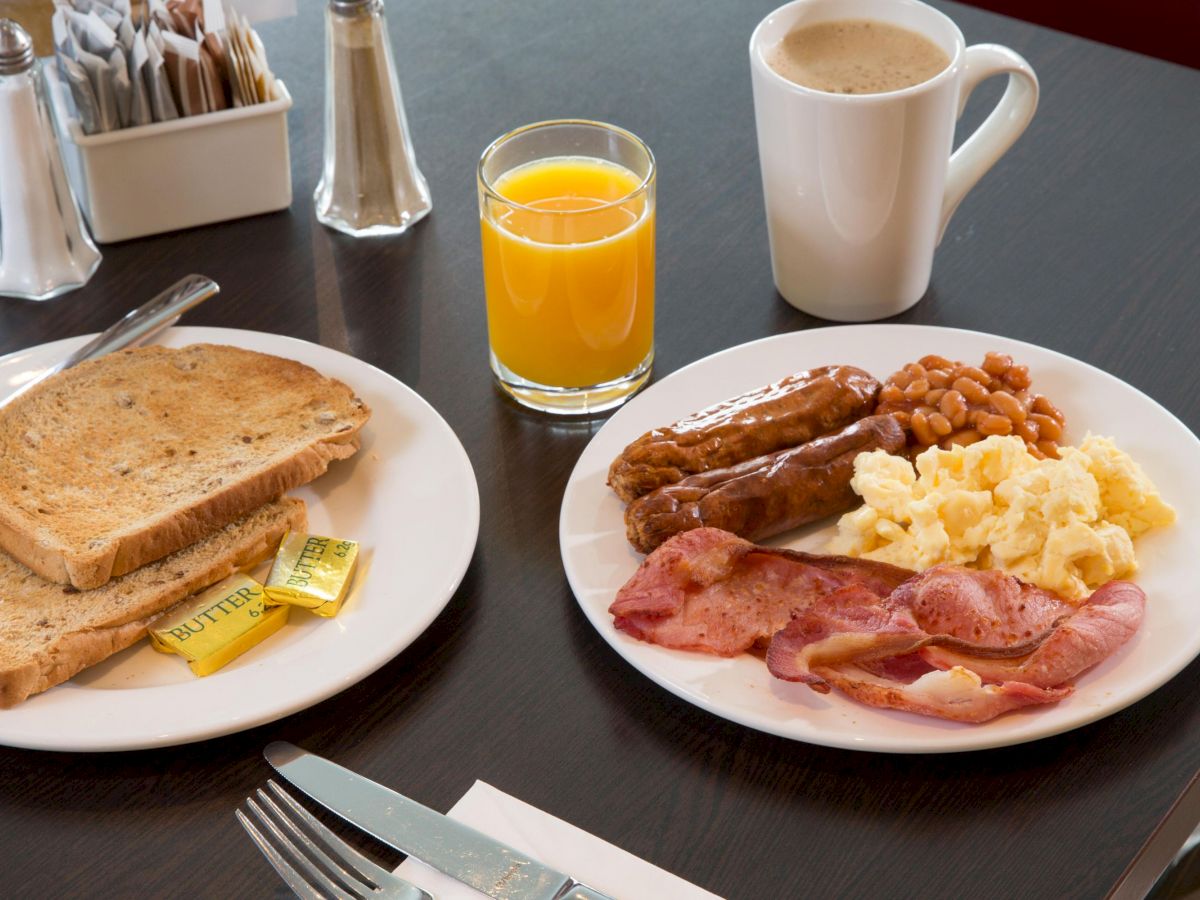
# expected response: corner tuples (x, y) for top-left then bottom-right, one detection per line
(477, 120), (655, 415)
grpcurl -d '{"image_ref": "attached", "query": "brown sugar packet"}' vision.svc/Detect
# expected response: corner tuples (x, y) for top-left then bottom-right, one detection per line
(161, 28), (207, 115)
(195, 23), (229, 110)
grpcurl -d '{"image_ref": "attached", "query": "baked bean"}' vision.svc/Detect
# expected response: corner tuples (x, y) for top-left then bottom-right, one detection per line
(967, 408), (984, 427)
(910, 410), (937, 446)
(1027, 444), (1047, 460)
(978, 414), (1014, 436)
(1029, 413), (1063, 442)
(1015, 418), (1039, 443)
(890, 410), (911, 428)
(948, 429), (982, 446)
(983, 352), (1013, 376)
(1031, 394), (1065, 424)
(880, 384), (905, 404)
(989, 390), (1026, 424)
(959, 365), (992, 386)
(939, 389), (965, 418)
(904, 363), (927, 380)
(891, 369), (913, 390)
(927, 369), (951, 389)
(929, 412), (953, 436)
(925, 388), (947, 407)
(953, 376), (990, 405)
(919, 355), (954, 370)
(904, 378), (931, 401)
(1004, 365), (1032, 390)
(1036, 440), (1060, 459)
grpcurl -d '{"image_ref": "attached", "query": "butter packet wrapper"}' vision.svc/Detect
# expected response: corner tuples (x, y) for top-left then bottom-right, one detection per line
(263, 533), (358, 618)
(150, 573), (288, 675)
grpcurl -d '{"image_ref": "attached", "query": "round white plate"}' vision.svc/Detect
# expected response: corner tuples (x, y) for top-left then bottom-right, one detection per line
(0, 327), (479, 752)
(560, 325), (1200, 753)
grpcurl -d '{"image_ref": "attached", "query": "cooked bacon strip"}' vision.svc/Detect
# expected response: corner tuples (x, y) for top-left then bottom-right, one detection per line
(809, 665), (1071, 723)
(609, 528), (913, 657)
(766, 578), (1058, 690)
(767, 567), (1140, 721)
(920, 580), (1145, 687)
(889, 566), (1072, 649)
(765, 584), (927, 688)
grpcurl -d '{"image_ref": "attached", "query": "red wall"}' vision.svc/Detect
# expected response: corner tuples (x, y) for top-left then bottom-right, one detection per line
(959, 0), (1199, 69)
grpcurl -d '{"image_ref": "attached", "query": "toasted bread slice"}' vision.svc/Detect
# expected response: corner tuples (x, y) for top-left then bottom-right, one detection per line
(0, 344), (368, 589)
(0, 496), (306, 708)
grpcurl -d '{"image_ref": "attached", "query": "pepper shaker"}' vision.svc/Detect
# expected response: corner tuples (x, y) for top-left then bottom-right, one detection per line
(0, 19), (101, 300)
(314, 0), (432, 237)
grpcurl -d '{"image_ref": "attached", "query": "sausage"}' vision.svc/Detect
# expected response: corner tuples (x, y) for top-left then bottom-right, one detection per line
(607, 365), (880, 503)
(624, 414), (905, 554)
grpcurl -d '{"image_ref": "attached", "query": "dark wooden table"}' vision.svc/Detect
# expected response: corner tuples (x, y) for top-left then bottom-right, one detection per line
(2, 2), (1198, 898)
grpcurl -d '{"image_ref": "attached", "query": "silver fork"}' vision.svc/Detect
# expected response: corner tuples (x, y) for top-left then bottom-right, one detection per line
(237, 779), (433, 900)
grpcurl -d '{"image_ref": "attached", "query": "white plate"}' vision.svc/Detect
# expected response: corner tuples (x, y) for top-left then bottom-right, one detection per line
(0, 327), (479, 752)
(560, 325), (1200, 753)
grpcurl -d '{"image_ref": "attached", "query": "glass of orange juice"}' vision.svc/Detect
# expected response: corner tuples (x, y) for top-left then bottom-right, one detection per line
(478, 120), (655, 414)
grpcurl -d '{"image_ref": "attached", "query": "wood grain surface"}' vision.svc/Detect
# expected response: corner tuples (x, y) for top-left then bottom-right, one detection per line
(1, 2), (1198, 898)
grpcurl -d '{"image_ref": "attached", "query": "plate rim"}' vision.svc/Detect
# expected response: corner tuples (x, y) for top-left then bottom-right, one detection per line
(560, 323), (1200, 753)
(0, 326), (480, 752)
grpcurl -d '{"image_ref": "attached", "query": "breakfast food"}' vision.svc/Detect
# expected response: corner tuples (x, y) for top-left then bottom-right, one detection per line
(611, 527), (914, 656)
(608, 364), (880, 503)
(604, 349), (1175, 726)
(766, 568), (1144, 722)
(831, 434), (1175, 599)
(623, 414), (904, 553)
(0, 497), (306, 707)
(611, 528), (1145, 722)
(0, 344), (370, 589)
(875, 352), (1066, 458)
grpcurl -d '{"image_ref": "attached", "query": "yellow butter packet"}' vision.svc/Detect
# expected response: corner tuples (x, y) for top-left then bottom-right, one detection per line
(263, 532), (359, 618)
(149, 573), (289, 676)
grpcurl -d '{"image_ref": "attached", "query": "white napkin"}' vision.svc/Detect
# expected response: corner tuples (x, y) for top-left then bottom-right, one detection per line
(393, 781), (723, 899)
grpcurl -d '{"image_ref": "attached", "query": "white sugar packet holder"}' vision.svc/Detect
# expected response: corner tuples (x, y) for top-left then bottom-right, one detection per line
(395, 781), (723, 899)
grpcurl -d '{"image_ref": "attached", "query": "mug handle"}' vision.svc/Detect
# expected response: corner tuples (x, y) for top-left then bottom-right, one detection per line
(938, 44), (1039, 243)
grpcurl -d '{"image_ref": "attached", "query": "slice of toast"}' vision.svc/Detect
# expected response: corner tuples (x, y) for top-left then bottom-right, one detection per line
(0, 343), (368, 589)
(0, 496), (307, 708)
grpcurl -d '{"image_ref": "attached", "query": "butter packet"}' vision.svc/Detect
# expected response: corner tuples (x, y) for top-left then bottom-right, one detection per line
(263, 533), (358, 618)
(150, 573), (288, 675)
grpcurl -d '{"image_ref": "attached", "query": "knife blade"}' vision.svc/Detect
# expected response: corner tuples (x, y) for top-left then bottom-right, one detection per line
(264, 742), (614, 900)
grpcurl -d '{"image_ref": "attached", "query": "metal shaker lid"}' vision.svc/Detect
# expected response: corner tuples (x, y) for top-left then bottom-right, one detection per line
(0, 19), (35, 76)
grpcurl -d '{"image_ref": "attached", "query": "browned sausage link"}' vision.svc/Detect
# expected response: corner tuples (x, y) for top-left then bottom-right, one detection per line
(623, 414), (906, 553)
(607, 365), (881, 503)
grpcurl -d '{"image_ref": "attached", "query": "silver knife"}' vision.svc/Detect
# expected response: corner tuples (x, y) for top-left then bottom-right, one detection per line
(264, 742), (615, 900)
(1, 274), (219, 406)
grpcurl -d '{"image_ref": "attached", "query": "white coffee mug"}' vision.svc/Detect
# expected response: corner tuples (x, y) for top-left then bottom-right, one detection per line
(750, 0), (1038, 321)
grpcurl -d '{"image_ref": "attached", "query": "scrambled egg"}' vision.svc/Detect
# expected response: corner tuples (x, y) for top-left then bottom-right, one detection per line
(830, 435), (1175, 601)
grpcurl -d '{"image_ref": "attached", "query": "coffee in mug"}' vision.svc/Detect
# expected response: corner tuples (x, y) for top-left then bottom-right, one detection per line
(749, 0), (1039, 321)
(767, 19), (949, 94)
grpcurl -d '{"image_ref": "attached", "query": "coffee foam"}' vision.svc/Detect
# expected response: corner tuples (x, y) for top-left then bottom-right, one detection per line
(767, 18), (950, 95)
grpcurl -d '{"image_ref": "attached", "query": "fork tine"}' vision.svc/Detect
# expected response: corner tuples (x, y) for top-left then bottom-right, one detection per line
(266, 780), (394, 886)
(237, 808), (323, 900)
(245, 796), (360, 900)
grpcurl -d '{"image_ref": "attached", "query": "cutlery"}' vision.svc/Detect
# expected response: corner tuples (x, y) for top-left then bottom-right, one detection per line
(265, 742), (615, 900)
(1, 273), (219, 406)
(238, 779), (433, 900)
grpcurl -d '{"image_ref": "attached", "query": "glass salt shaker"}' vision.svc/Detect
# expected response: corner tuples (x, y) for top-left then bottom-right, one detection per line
(0, 19), (101, 300)
(314, 0), (432, 237)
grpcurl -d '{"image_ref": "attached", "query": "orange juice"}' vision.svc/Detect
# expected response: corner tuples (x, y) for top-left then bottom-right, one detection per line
(480, 156), (654, 388)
